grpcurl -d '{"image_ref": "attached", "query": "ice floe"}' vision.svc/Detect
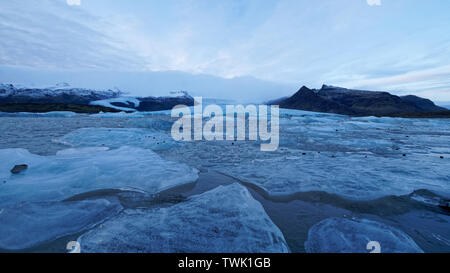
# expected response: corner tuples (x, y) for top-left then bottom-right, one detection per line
(0, 111), (80, 118)
(56, 128), (179, 150)
(78, 183), (290, 253)
(0, 147), (199, 206)
(0, 199), (122, 250)
(223, 152), (449, 199)
(304, 217), (423, 253)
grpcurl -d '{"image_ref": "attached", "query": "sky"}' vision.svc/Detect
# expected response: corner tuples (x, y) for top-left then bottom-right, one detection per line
(0, 0), (449, 101)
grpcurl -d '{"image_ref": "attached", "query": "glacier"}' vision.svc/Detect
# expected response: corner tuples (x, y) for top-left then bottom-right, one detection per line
(0, 83), (121, 101)
(0, 146), (198, 207)
(304, 217), (424, 253)
(90, 97), (140, 112)
(0, 199), (122, 251)
(78, 183), (290, 253)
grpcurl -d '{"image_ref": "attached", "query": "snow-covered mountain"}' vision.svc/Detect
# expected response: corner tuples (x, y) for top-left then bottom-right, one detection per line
(0, 66), (296, 103)
(0, 83), (122, 105)
(0, 83), (195, 112)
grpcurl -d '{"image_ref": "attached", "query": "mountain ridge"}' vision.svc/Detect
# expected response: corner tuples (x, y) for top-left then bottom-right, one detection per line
(0, 83), (195, 113)
(276, 85), (447, 117)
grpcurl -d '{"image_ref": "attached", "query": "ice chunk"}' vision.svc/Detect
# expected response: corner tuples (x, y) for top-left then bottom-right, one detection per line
(78, 183), (290, 253)
(305, 217), (423, 253)
(0, 199), (122, 251)
(56, 128), (179, 150)
(0, 147), (198, 207)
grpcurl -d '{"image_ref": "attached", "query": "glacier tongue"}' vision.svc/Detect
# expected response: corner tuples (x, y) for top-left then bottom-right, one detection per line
(305, 217), (423, 253)
(56, 128), (179, 151)
(0, 199), (122, 251)
(0, 146), (198, 207)
(90, 97), (140, 112)
(78, 183), (290, 253)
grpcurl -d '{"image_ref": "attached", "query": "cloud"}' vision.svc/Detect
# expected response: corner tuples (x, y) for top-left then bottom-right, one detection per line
(366, 0), (381, 6)
(0, 0), (144, 70)
(336, 65), (450, 101)
(1, 0), (449, 101)
(348, 66), (450, 88)
(66, 0), (81, 6)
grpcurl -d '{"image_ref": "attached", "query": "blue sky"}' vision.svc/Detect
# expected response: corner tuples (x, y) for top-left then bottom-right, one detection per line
(1, 0), (449, 101)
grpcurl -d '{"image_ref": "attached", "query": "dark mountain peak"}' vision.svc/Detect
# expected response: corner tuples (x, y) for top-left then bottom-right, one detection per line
(321, 84), (341, 90)
(290, 86), (315, 100)
(298, 85), (312, 92)
(277, 85), (446, 116)
(280, 85), (355, 115)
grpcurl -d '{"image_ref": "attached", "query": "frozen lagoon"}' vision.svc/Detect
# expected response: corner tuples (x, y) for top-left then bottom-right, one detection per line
(0, 109), (449, 252)
(162, 109), (450, 200)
